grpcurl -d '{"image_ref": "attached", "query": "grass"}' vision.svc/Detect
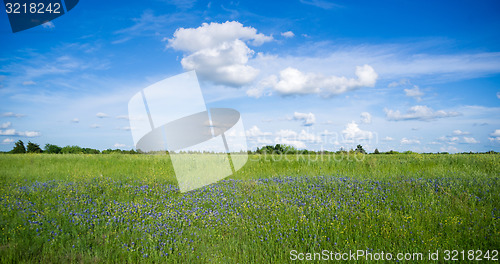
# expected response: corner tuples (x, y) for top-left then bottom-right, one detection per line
(0, 153), (499, 263)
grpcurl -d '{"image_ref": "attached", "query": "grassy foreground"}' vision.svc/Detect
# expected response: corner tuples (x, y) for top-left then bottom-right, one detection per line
(0, 153), (499, 263)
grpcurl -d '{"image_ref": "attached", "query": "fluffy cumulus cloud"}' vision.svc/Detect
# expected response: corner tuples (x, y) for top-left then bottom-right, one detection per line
(167, 21), (273, 87)
(0, 129), (16, 136)
(19, 131), (41, 137)
(341, 121), (373, 142)
(297, 130), (322, 143)
(281, 31), (295, 38)
(382, 136), (394, 141)
(404, 85), (424, 101)
(400, 138), (420, 145)
(489, 129), (500, 142)
(293, 112), (315, 126)
(250, 65), (377, 98)
(360, 112), (372, 124)
(463, 137), (479, 144)
(114, 143), (126, 148)
(453, 130), (470, 135)
(385, 105), (461, 121)
(0, 129), (40, 137)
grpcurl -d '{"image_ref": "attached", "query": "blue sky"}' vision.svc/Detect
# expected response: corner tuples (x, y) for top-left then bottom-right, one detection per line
(1, 0), (499, 153)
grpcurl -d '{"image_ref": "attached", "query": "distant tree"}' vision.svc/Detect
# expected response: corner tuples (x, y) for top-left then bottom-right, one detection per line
(44, 144), (62, 154)
(27, 142), (42, 153)
(373, 148), (380, 154)
(82, 148), (100, 154)
(11, 140), (26, 153)
(355, 144), (366, 154)
(61, 145), (84, 154)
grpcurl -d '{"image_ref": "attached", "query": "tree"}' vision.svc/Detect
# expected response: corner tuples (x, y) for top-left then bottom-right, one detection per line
(44, 144), (62, 154)
(373, 148), (380, 154)
(61, 145), (84, 154)
(11, 140), (26, 153)
(355, 144), (366, 154)
(27, 142), (42, 153)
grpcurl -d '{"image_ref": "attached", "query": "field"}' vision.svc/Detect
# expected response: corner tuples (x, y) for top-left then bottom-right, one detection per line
(0, 153), (499, 263)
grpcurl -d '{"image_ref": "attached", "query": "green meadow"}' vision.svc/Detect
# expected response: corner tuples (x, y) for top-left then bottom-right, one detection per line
(1, 153), (499, 263)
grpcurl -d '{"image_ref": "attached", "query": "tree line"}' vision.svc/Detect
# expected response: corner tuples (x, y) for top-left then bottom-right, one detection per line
(5, 140), (138, 154)
(3, 140), (497, 155)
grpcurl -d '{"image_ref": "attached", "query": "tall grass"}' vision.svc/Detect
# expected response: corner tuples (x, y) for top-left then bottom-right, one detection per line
(0, 154), (499, 263)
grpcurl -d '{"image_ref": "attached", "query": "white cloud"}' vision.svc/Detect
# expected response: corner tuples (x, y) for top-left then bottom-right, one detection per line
(453, 129), (469, 135)
(360, 112), (372, 124)
(167, 21), (273, 87)
(114, 143), (126, 148)
(0, 122), (11, 129)
(71, 118), (79, 123)
(18, 131), (40, 137)
(246, 125), (272, 137)
(298, 130), (322, 143)
(2, 138), (14, 144)
(90, 124), (101, 128)
(342, 121), (373, 141)
(96, 112), (108, 118)
(258, 65), (377, 97)
(382, 136), (394, 141)
(385, 105), (461, 121)
(489, 129), (500, 142)
(0, 129), (16, 136)
(274, 137), (306, 149)
(272, 129), (321, 143)
(400, 138), (420, 145)
(168, 21), (272, 52)
(250, 44), (500, 85)
(293, 112), (316, 126)
(281, 31), (295, 38)
(463, 137), (479, 144)
(1, 129), (41, 137)
(438, 135), (479, 144)
(496, 92), (500, 99)
(42, 21), (55, 29)
(22, 80), (36, 85)
(437, 136), (459, 143)
(2, 112), (25, 118)
(404, 85), (424, 101)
